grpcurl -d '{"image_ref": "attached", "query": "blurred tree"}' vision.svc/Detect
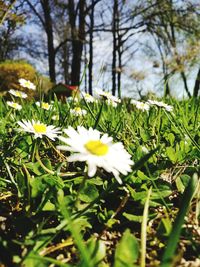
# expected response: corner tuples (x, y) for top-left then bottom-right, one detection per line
(25, 0), (57, 82)
(142, 0), (200, 97)
(3, 0), (200, 98)
(0, 0), (25, 61)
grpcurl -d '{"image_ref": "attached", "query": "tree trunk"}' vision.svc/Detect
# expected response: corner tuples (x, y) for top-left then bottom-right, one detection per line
(116, 0), (121, 98)
(88, 0), (94, 95)
(69, 0), (85, 86)
(181, 71), (191, 98)
(63, 42), (70, 84)
(41, 0), (56, 83)
(112, 0), (118, 96)
(164, 74), (170, 97)
(193, 67), (200, 97)
(117, 48), (122, 98)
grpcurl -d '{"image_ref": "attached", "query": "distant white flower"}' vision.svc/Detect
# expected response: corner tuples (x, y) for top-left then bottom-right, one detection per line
(7, 101), (22, 110)
(70, 107), (87, 116)
(106, 99), (118, 107)
(67, 96), (79, 103)
(82, 92), (95, 103)
(17, 119), (61, 140)
(147, 100), (173, 112)
(98, 90), (121, 105)
(141, 146), (149, 154)
(131, 99), (150, 111)
(57, 126), (133, 184)
(52, 114), (59, 121)
(9, 89), (28, 99)
(36, 101), (53, 111)
(19, 78), (36, 90)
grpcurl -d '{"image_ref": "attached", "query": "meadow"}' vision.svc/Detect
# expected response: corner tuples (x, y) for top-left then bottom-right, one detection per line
(0, 84), (199, 267)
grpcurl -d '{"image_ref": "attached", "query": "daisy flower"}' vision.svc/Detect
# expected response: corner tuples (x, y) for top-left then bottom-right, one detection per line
(36, 101), (53, 111)
(52, 114), (59, 121)
(106, 98), (119, 107)
(97, 90), (121, 106)
(147, 100), (173, 112)
(17, 119), (61, 140)
(70, 107), (87, 116)
(130, 99), (150, 111)
(7, 101), (22, 110)
(19, 78), (36, 90)
(82, 92), (95, 103)
(9, 89), (27, 99)
(57, 126), (133, 184)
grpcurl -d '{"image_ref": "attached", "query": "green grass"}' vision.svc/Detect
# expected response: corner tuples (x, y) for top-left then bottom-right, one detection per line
(0, 94), (199, 267)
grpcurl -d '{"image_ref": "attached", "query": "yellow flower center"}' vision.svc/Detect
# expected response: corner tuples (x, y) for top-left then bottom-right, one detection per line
(85, 140), (109, 156)
(75, 107), (81, 112)
(12, 103), (18, 108)
(42, 103), (50, 109)
(140, 103), (145, 108)
(33, 123), (47, 134)
(16, 92), (22, 97)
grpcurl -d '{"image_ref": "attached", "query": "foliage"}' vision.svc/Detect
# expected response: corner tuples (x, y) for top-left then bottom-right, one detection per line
(0, 0), (25, 61)
(0, 60), (52, 96)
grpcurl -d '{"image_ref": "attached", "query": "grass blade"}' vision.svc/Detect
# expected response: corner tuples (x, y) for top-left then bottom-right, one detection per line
(140, 186), (152, 267)
(160, 173), (198, 267)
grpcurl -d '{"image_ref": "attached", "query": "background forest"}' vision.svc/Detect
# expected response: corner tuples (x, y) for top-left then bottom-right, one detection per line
(1, 0), (200, 98)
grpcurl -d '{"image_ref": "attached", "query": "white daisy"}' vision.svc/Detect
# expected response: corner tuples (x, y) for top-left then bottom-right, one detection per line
(147, 100), (173, 112)
(17, 119), (61, 140)
(106, 99), (117, 107)
(7, 101), (22, 110)
(9, 89), (28, 99)
(36, 101), (53, 111)
(70, 107), (87, 116)
(57, 126), (133, 184)
(130, 99), (150, 111)
(19, 78), (36, 90)
(97, 90), (121, 105)
(82, 92), (95, 103)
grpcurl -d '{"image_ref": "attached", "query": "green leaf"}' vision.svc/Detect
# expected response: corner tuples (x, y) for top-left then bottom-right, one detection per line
(180, 174), (191, 188)
(22, 252), (47, 267)
(166, 147), (177, 163)
(114, 229), (139, 267)
(42, 158), (52, 170)
(42, 201), (55, 211)
(106, 218), (119, 228)
(123, 212), (143, 223)
(175, 176), (185, 193)
(30, 174), (64, 198)
(87, 237), (106, 265)
(137, 170), (149, 180)
(140, 128), (150, 142)
(16, 171), (27, 196)
(88, 177), (103, 185)
(26, 162), (43, 175)
(167, 133), (175, 146)
(79, 182), (99, 203)
(30, 177), (46, 198)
